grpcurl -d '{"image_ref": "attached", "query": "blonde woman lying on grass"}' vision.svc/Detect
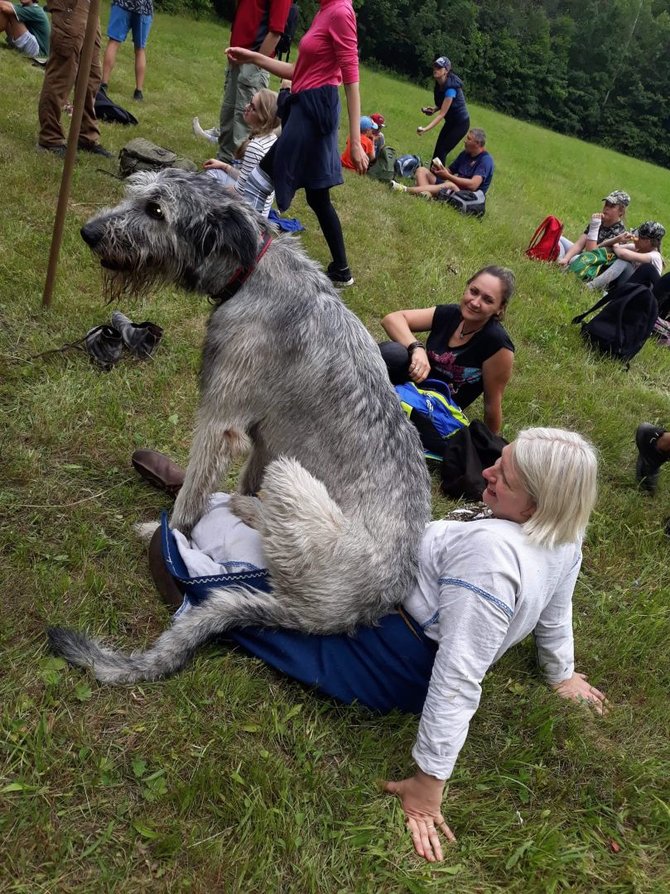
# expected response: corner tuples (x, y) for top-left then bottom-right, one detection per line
(140, 427), (607, 863)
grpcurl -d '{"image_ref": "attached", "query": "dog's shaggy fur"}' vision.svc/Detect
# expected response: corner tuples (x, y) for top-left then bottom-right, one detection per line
(48, 170), (431, 683)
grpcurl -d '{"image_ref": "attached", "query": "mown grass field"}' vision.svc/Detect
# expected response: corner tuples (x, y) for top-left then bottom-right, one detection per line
(1, 6), (669, 892)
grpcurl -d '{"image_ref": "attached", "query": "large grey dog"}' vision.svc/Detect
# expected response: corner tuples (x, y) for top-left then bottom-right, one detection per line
(48, 169), (431, 683)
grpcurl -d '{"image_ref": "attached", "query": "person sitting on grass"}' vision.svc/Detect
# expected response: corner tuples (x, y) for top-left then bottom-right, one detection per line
(341, 115), (377, 170)
(379, 266), (514, 442)
(586, 220), (665, 292)
(370, 112), (386, 157)
(390, 129), (493, 202)
(203, 88), (280, 218)
(557, 190), (630, 266)
(0, 0), (49, 59)
(135, 427), (606, 864)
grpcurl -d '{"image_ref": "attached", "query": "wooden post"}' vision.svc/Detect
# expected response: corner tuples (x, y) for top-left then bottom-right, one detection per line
(42, 0), (102, 308)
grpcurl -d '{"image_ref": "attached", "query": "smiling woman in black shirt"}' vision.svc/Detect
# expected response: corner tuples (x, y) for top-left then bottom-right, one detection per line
(380, 267), (515, 435)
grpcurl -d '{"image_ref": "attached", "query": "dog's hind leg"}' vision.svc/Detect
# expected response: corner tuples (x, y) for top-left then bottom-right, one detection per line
(237, 424), (271, 496)
(171, 414), (249, 536)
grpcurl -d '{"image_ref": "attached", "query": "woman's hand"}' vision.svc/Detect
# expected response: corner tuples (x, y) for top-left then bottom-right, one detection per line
(551, 672), (609, 715)
(203, 158), (228, 171)
(225, 46), (256, 65)
(409, 346), (430, 383)
(383, 771), (455, 862)
(349, 141), (369, 175)
(417, 126), (426, 136)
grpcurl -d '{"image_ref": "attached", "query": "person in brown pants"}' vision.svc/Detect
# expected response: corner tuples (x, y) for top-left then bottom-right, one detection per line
(37, 0), (111, 156)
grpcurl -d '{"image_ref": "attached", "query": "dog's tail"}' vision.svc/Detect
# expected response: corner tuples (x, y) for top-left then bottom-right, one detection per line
(47, 587), (298, 684)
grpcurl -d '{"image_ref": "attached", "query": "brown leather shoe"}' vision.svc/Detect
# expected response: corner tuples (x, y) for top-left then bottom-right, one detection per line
(131, 449), (185, 496)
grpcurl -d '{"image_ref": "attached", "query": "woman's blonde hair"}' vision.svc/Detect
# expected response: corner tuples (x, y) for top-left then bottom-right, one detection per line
(511, 428), (598, 549)
(235, 88), (281, 158)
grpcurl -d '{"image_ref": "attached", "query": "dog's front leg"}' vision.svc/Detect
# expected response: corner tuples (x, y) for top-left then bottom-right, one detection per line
(171, 414), (248, 535)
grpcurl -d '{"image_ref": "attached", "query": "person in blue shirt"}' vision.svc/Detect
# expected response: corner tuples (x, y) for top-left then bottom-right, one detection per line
(391, 129), (494, 202)
(416, 56), (470, 164)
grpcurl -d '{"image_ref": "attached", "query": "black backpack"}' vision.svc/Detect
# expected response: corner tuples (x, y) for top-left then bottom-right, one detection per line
(571, 282), (658, 364)
(94, 90), (138, 126)
(276, 2), (299, 61)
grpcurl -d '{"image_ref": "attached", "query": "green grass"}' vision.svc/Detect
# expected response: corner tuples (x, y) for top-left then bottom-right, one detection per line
(1, 7), (670, 892)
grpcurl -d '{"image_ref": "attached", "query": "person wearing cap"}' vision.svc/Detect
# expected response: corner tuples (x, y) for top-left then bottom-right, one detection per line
(557, 191), (630, 266)
(586, 220), (665, 292)
(370, 112), (386, 158)
(341, 115), (377, 170)
(417, 56), (470, 165)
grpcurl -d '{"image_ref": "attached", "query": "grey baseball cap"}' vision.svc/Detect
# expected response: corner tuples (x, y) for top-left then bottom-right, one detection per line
(433, 56), (451, 69)
(602, 189), (631, 207)
(635, 220), (665, 241)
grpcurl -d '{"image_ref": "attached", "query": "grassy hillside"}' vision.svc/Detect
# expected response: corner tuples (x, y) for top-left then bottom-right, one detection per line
(1, 7), (669, 892)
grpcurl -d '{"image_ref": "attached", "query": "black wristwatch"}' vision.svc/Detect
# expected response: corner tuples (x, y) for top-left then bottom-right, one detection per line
(407, 341), (426, 356)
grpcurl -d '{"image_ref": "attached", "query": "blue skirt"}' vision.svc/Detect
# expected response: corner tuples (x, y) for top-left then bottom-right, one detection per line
(270, 85), (344, 211)
(162, 515), (437, 714)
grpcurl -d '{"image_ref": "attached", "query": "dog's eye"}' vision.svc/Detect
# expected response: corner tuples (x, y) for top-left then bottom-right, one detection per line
(146, 201), (164, 220)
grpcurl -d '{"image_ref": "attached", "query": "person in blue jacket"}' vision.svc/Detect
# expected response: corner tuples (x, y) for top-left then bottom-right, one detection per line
(417, 56), (470, 164)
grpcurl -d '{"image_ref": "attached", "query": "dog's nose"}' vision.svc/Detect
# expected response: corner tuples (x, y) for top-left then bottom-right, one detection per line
(81, 220), (104, 248)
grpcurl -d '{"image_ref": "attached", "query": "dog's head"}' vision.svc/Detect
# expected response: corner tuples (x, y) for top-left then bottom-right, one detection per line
(80, 169), (269, 300)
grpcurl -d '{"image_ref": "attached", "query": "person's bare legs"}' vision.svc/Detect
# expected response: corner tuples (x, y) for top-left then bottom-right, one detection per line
(134, 46), (145, 91)
(414, 166), (438, 188)
(406, 182), (455, 197)
(102, 38), (120, 86)
(0, 9), (28, 41)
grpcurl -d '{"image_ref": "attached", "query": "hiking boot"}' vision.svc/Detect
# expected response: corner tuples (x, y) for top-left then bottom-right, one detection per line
(326, 262), (354, 288)
(37, 143), (66, 158)
(84, 324), (124, 371)
(111, 310), (163, 358)
(390, 180), (408, 192)
(133, 89), (144, 101)
(78, 141), (113, 158)
(132, 449), (185, 497)
(635, 423), (669, 494)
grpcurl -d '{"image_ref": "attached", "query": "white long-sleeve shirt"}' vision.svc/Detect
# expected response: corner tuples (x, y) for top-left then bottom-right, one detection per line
(174, 504), (582, 782)
(404, 518), (581, 780)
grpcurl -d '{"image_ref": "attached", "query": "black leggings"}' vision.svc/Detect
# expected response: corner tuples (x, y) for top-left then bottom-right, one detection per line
(260, 143), (348, 270)
(433, 116), (470, 165)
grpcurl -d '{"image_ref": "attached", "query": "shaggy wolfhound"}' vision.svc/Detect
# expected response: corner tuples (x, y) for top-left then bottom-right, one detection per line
(48, 170), (431, 683)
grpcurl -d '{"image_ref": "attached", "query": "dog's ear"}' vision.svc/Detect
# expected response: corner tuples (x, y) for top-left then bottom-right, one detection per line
(179, 201), (260, 269)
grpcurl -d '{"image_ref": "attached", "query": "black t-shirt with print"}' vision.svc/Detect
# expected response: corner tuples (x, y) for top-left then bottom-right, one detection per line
(425, 304), (515, 409)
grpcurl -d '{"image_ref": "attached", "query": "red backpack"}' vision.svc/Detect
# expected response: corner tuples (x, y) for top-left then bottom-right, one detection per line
(525, 215), (564, 262)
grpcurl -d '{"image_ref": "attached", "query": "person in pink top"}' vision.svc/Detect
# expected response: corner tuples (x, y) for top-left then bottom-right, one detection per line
(226, 0), (367, 287)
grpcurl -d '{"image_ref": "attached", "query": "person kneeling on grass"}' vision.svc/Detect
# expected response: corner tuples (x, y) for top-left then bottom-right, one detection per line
(135, 427), (606, 863)
(0, 0), (49, 59)
(391, 128), (493, 205)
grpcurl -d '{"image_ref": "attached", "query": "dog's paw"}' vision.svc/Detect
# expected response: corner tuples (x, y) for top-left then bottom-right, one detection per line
(134, 521), (160, 543)
(229, 493), (262, 529)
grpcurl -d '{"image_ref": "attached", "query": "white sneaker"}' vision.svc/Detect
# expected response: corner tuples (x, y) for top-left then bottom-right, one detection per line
(192, 117), (219, 144)
(390, 180), (408, 193)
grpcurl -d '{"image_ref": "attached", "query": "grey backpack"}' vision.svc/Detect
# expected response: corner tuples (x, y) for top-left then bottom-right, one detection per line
(119, 138), (197, 178)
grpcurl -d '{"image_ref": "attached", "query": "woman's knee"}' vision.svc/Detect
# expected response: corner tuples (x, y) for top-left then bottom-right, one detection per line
(379, 341), (410, 385)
